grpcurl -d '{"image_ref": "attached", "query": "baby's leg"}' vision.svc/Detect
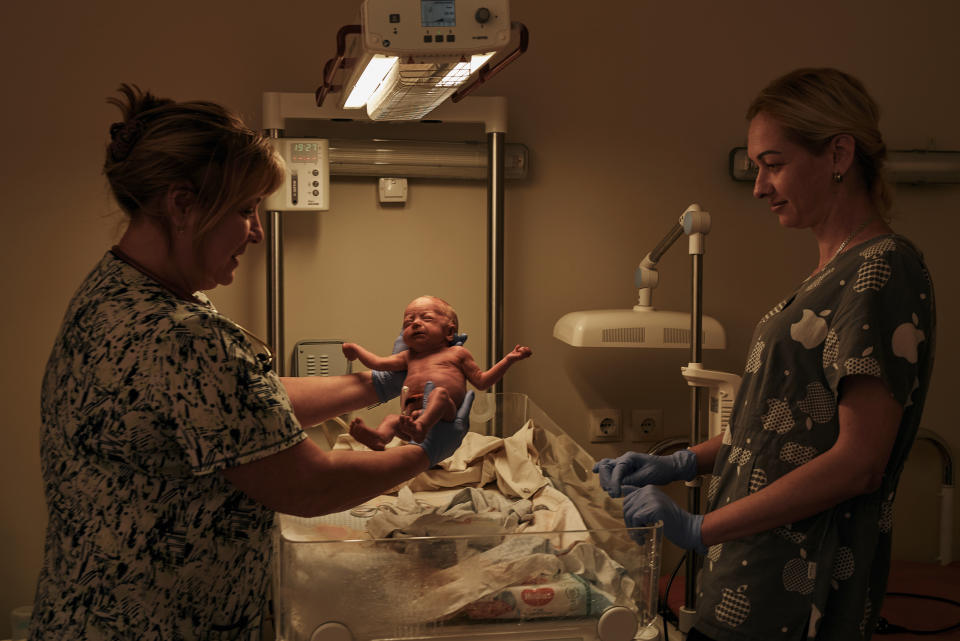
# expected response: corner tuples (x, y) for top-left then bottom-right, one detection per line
(349, 415), (401, 450)
(405, 386), (457, 442)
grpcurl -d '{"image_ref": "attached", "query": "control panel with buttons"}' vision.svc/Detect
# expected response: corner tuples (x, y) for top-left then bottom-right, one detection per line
(360, 0), (510, 56)
(263, 138), (330, 212)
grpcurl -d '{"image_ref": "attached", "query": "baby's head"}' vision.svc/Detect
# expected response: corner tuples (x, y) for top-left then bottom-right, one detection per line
(402, 295), (459, 349)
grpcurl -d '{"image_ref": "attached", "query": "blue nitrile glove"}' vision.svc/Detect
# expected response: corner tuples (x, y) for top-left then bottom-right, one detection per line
(592, 449), (698, 498)
(371, 333), (468, 402)
(412, 381), (475, 467)
(622, 485), (705, 554)
(371, 368), (406, 403)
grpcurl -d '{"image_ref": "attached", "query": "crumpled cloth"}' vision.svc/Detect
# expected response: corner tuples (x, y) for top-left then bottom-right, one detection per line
(328, 417), (649, 623)
(336, 420), (550, 499)
(364, 483), (591, 552)
(365, 485), (533, 539)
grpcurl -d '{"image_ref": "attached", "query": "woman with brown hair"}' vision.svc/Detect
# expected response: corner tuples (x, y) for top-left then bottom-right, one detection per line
(30, 84), (472, 640)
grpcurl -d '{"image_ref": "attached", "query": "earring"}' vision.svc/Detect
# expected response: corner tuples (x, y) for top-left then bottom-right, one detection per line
(833, 171), (844, 183)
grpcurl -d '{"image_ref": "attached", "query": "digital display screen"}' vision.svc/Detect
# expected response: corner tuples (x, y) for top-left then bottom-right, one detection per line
(291, 142), (319, 163)
(421, 0), (455, 27)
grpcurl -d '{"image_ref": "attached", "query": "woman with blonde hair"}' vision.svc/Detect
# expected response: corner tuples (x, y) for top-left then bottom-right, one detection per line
(596, 68), (935, 640)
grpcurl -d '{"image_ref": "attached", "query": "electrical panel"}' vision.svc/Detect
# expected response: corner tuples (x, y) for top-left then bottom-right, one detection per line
(361, 0), (511, 56)
(292, 340), (351, 377)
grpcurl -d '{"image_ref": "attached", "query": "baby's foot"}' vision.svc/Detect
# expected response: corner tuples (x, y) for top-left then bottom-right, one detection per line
(395, 414), (426, 442)
(349, 418), (387, 451)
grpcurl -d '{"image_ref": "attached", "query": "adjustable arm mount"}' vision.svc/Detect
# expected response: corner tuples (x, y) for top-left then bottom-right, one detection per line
(635, 203), (713, 631)
(634, 204), (712, 309)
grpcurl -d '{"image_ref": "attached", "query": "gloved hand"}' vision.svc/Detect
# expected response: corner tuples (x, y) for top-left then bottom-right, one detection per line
(412, 381), (475, 467)
(593, 449), (698, 498)
(370, 334), (468, 402)
(371, 369), (406, 403)
(622, 485), (705, 554)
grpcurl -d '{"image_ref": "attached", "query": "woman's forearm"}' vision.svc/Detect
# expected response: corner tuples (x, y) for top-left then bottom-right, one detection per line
(223, 438), (430, 517)
(280, 372), (380, 427)
(700, 376), (902, 547)
(690, 433), (723, 474)
(700, 444), (876, 546)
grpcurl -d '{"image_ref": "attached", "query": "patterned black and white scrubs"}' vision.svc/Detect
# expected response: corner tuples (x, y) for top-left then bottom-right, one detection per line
(30, 251), (306, 640)
(693, 234), (935, 641)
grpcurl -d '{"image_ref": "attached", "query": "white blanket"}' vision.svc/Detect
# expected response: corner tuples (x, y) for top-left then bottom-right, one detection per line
(330, 421), (639, 622)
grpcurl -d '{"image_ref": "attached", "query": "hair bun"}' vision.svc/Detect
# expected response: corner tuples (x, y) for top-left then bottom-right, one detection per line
(108, 118), (147, 162)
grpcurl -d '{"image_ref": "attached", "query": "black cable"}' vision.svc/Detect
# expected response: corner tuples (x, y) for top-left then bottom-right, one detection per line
(658, 551), (687, 627)
(874, 591), (960, 636)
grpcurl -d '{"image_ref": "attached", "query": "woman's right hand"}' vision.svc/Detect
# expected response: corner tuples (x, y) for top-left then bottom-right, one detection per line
(413, 381), (474, 467)
(593, 449), (698, 498)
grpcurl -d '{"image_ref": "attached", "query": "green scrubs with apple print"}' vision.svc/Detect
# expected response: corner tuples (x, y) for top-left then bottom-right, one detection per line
(693, 234), (935, 641)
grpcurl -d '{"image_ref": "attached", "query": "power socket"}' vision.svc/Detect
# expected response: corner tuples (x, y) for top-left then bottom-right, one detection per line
(632, 409), (663, 441)
(589, 409), (622, 443)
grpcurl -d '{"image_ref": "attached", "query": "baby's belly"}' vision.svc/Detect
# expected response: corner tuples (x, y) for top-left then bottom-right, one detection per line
(403, 373), (467, 406)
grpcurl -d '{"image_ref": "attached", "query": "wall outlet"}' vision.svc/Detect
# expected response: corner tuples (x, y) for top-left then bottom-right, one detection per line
(632, 409), (663, 442)
(589, 409), (622, 443)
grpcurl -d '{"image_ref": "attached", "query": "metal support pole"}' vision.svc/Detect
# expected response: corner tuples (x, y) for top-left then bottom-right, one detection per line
(264, 128), (284, 375)
(487, 131), (505, 436)
(486, 137), (506, 374)
(684, 251), (705, 617)
(267, 210), (285, 375)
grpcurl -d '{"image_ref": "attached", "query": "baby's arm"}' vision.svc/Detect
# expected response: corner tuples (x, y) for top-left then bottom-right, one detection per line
(342, 342), (409, 371)
(460, 344), (532, 390)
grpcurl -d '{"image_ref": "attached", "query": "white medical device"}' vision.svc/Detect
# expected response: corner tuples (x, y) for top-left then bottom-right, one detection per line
(318, 0), (519, 121)
(680, 364), (741, 441)
(553, 205), (726, 349)
(264, 138), (330, 211)
(360, 0), (511, 55)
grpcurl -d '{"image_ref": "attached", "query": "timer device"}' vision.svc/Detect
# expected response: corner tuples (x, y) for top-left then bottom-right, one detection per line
(265, 138), (330, 211)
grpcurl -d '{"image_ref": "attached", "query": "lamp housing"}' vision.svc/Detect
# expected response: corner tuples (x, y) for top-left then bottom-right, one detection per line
(339, 0), (512, 121)
(554, 205), (725, 350)
(553, 307), (726, 349)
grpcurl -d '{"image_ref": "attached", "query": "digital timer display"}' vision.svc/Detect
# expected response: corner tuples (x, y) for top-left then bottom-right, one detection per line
(421, 0), (455, 27)
(291, 142), (319, 163)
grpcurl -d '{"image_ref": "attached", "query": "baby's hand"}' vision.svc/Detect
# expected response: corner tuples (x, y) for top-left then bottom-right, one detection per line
(509, 345), (533, 361)
(342, 343), (359, 361)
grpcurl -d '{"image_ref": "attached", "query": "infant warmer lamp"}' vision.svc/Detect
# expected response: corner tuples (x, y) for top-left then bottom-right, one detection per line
(315, 0), (528, 121)
(555, 204), (739, 635)
(553, 204), (725, 350)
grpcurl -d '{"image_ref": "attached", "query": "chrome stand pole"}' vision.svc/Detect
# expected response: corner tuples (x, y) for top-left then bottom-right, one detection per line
(487, 130), (505, 436)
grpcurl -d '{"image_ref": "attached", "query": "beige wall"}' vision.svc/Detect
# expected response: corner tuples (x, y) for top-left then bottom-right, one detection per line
(1, 0), (958, 636)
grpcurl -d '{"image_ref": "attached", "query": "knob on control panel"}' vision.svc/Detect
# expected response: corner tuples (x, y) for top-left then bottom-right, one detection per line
(475, 7), (491, 23)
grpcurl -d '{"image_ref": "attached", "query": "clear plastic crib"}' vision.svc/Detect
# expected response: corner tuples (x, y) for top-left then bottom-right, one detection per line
(272, 393), (662, 641)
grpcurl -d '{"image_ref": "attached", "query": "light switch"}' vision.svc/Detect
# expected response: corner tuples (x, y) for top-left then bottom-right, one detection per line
(378, 177), (408, 203)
